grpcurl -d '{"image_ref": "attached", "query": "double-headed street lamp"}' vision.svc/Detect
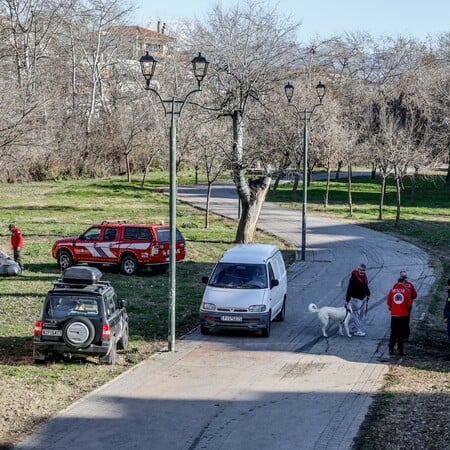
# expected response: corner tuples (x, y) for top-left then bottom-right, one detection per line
(140, 51), (209, 352)
(284, 81), (326, 261)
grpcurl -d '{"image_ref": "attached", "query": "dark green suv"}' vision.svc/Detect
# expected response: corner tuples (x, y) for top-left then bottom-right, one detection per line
(33, 266), (129, 364)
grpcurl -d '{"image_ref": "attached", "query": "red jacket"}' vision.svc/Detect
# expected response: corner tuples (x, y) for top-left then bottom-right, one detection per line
(387, 282), (413, 317)
(10, 227), (24, 250)
(404, 280), (417, 300)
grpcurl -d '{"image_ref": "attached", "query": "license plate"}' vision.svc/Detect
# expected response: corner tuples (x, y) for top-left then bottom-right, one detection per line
(221, 316), (242, 322)
(42, 329), (62, 336)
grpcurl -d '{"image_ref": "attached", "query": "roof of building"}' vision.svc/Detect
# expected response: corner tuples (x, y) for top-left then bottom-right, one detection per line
(109, 26), (175, 42)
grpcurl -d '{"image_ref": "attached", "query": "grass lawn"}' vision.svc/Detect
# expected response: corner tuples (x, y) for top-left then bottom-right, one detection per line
(0, 170), (448, 448)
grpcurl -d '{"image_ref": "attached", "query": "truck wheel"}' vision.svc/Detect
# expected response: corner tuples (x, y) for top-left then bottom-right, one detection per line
(120, 255), (138, 276)
(58, 250), (74, 270)
(200, 325), (210, 335)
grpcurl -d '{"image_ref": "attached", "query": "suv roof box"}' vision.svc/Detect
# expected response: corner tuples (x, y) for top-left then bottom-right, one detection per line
(62, 266), (102, 285)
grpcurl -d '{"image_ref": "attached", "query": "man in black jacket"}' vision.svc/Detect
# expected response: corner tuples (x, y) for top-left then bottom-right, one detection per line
(346, 263), (371, 336)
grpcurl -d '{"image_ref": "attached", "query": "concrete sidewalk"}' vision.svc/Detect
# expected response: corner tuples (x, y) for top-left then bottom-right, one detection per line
(16, 184), (434, 450)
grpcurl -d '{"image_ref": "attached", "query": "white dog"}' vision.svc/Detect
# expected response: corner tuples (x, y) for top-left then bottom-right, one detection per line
(308, 303), (352, 338)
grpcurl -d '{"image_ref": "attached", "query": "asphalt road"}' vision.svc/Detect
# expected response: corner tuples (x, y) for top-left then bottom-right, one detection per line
(16, 183), (435, 450)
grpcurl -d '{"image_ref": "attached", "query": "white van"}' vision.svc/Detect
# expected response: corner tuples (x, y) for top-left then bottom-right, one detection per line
(199, 244), (287, 337)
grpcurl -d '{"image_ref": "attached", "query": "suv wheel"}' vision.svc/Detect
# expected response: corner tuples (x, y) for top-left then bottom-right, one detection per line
(99, 343), (117, 365)
(120, 254), (138, 276)
(33, 348), (47, 364)
(117, 324), (129, 350)
(200, 325), (210, 335)
(63, 317), (95, 349)
(58, 250), (74, 270)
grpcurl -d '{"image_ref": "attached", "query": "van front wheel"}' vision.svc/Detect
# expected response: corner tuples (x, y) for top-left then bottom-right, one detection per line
(261, 313), (271, 337)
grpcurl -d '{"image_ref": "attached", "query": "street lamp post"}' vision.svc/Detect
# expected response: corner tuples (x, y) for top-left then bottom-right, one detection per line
(284, 81), (326, 261)
(140, 51), (209, 352)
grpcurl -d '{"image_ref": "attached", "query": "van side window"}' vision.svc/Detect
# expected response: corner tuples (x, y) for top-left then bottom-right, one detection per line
(268, 262), (276, 282)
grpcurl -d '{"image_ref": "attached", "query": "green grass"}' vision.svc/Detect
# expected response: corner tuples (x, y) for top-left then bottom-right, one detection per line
(267, 174), (450, 248)
(0, 171), (448, 446)
(0, 175), (295, 361)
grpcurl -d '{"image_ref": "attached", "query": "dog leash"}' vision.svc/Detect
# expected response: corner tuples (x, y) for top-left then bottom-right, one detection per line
(341, 303), (352, 323)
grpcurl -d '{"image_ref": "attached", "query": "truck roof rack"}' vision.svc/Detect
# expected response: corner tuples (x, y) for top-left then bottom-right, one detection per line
(101, 219), (128, 224)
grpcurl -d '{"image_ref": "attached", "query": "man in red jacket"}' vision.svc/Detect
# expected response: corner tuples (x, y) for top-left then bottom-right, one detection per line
(387, 276), (413, 356)
(8, 224), (24, 272)
(399, 270), (418, 341)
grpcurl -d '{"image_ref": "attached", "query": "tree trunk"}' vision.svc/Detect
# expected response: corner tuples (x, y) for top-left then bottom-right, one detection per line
(335, 161), (342, 180)
(394, 167), (401, 227)
(125, 152), (131, 182)
(235, 177), (272, 243)
(347, 164), (353, 217)
(231, 110), (271, 243)
(205, 182), (212, 228)
(141, 153), (157, 187)
(378, 175), (386, 220)
(324, 163), (331, 208)
(292, 172), (299, 202)
(371, 162), (377, 179)
(272, 173), (281, 191)
(446, 151), (450, 182)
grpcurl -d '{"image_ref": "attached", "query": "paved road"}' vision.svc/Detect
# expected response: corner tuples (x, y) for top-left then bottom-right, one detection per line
(16, 183), (434, 450)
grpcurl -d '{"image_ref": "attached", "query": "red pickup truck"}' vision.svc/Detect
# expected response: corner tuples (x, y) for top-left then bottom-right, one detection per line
(52, 221), (186, 275)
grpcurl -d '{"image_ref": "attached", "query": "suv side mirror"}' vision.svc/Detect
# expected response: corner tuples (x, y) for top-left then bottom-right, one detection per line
(201, 276), (209, 284)
(270, 279), (279, 288)
(119, 299), (128, 308)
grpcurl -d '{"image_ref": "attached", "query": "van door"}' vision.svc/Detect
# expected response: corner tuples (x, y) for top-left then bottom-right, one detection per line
(268, 261), (282, 316)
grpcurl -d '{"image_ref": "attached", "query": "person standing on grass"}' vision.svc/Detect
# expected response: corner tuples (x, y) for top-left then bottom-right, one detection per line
(8, 223), (24, 272)
(387, 276), (413, 356)
(346, 263), (371, 337)
(399, 270), (417, 341)
(444, 278), (450, 342)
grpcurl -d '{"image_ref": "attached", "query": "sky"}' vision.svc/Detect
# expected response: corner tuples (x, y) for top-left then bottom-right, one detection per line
(132, 0), (449, 42)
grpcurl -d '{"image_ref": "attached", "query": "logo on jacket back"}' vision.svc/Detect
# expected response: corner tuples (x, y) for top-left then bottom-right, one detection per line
(394, 293), (404, 304)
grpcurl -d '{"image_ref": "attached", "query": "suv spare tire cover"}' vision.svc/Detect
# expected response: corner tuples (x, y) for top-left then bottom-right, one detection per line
(63, 317), (96, 349)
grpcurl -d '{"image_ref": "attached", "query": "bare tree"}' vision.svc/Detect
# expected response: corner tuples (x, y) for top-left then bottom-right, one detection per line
(187, 0), (299, 242)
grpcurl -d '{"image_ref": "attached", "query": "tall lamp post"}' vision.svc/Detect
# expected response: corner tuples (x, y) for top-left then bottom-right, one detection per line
(140, 51), (209, 352)
(284, 81), (326, 261)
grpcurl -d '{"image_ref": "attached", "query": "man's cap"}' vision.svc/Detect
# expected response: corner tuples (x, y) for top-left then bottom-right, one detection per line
(400, 270), (407, 278)
(359, 263), (366, 270)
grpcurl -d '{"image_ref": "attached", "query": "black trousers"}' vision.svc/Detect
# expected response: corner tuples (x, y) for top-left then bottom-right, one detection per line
(389, 316), (409, 353)
(13, 248), (24, 270)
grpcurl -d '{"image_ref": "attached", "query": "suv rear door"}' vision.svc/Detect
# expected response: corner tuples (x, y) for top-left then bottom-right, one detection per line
(154, 227), (186, 262)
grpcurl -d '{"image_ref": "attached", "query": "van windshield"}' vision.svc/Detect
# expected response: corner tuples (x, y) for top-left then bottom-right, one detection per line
(209, 263), (267, 289)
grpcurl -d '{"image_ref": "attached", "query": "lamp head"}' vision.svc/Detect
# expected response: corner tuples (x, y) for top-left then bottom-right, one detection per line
(316, 81), (326, 104)
(284, 82), (294, 104)
(191, 52), (209, 84)
(139, 52), (158, 88)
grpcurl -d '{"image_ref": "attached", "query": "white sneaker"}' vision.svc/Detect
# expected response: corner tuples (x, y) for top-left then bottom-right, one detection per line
(354, 331), (366, 337)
